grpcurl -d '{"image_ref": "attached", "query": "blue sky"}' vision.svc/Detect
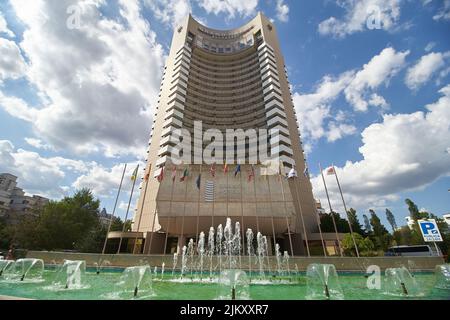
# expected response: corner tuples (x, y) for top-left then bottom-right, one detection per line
(0, 0), (449, 229)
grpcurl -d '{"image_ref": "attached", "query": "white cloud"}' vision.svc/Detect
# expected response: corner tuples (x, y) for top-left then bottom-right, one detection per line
(0, 38), (27, 83)
(1, 0), (166, 157)
(0, 140), (89, 198)
(293, 71), (355, 146)
(275, 0), (289, 23)
(198, 0), (258, 19)
(0, 12), (14, 37)
(0, 91), (38, 121)
(344, 47), (409, 111)
(24, 137), (54, 151)
(318, 0), (402, 38)
(433, 0), (450, 21)
(293, 47), (408, 149)
(311, 85), (450, 212)
(144, 0), (192, 28)
(405, 51), (450, 90)
(73, 162), (143, 198)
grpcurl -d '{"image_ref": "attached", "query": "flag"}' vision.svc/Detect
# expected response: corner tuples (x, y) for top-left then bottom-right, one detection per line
(303, 166), (310, 179)
(131, 165), (139, 181)
(171, 166), (177, 183)
(326, 166), (335, 175)
(210, 163), (216, 178)
(248, 165), (255, 182)
(234, 164), (241, 177)
(157, 167), (164, 182)
(223, 162), (228, 174)
(204, 180), (215, 202)
(288, 167), (297, 179)
(196, 174), (201, 190)
(180, 167), (189, 182)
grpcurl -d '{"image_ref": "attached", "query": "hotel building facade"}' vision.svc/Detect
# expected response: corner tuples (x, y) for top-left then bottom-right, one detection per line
(121, 13), (338, 256)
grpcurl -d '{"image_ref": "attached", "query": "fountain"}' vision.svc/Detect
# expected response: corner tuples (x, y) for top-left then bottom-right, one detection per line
(256, 232), (265, 279)
(161, 262), (165, 279)
(283, 251), (290, 279)
(0, 260), (15, 277)
(275, 243), (282, 276)
(434, 264), (450, 290)
(172, 249), (178, 276)
(117, 265), (153, 298)
(217, 269), (250, 300)
(181, 245), (188, 278)
(306, 264), (344, 300)
(94, 258), (111, 275)
(198, 231), (205, 280)
(216, 224), (223, 273)
(188, 239), (195, 278)
(11, 258), (44, 282)
(208, 227), (215, 279)
(246, 228), (253, 280)
(384, 267), (421, 297)
(53, 260), (86, 289)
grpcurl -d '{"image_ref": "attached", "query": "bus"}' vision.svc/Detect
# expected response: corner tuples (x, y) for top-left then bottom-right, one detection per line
(385, 245), (441, 257)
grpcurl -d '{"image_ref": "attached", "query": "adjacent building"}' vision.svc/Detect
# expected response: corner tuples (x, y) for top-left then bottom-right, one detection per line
(0, 173), (49, 224)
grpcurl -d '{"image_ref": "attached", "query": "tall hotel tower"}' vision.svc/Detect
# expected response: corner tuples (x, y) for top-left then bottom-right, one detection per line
(132, 13), (325, 256)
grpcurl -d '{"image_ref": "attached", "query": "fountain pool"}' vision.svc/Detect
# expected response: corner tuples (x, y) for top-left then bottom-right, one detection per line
(0, 265), (448, 300)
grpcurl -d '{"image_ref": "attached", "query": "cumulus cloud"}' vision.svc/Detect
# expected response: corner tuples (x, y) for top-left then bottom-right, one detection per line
(0, 140), (89, 198)
(293, 47), (408, 149)
(72, 162), (144, 198)
(311, 85), (450, 213)
(1, 0), (165, 157)
(198, 0), (258, 19)
(0, 38), (27, 83)
(144, 0), (192, 28)
(24, 137), (54, 151)
(318, 0), (402, 38)
(344, 47), (409, 111)
(405, 51), (450, 90)
(275, 0), (289, 23)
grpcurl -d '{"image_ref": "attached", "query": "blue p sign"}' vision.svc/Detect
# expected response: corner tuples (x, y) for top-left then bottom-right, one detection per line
(418, 219), (443, 242)
(420, 222), (437, 235)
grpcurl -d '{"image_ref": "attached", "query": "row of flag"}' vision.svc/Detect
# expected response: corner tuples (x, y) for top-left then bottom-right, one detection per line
(137, 163), (334, 184)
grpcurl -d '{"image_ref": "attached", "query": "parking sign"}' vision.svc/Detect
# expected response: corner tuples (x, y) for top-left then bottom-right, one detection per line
(418, 219), (443, 242)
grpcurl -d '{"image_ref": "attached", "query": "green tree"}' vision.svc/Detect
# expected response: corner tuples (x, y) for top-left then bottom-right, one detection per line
(13, 189), (101, 251)
(320, 212), (350, 233)
(341, 233), (375, 257)
(385, 209), (397, 233)
(369, 209), (392, 251)
(363, 214), (372, 233)
(347, 208), (365, 236)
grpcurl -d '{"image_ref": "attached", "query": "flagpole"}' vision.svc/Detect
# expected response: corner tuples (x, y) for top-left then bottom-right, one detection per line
(265, 168), (278, 256)
(102, 163), (127, 255)
(133, 165), (152, 253)
(239, 164), (245, 267)
(279, 166), (294, 257)
(180, 165), (189, 250)
(319, 163), (343, 257)
(305, 165), (327, 257)
(164, 166), (176, 255)
(332, 164), (360, 258)
(117, 164), (139, 254)
(195, 164), (202, 251)
(292, 174), (311, 257)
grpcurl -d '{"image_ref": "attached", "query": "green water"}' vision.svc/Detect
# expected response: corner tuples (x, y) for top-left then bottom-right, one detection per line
(0, 269), (449, 300)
